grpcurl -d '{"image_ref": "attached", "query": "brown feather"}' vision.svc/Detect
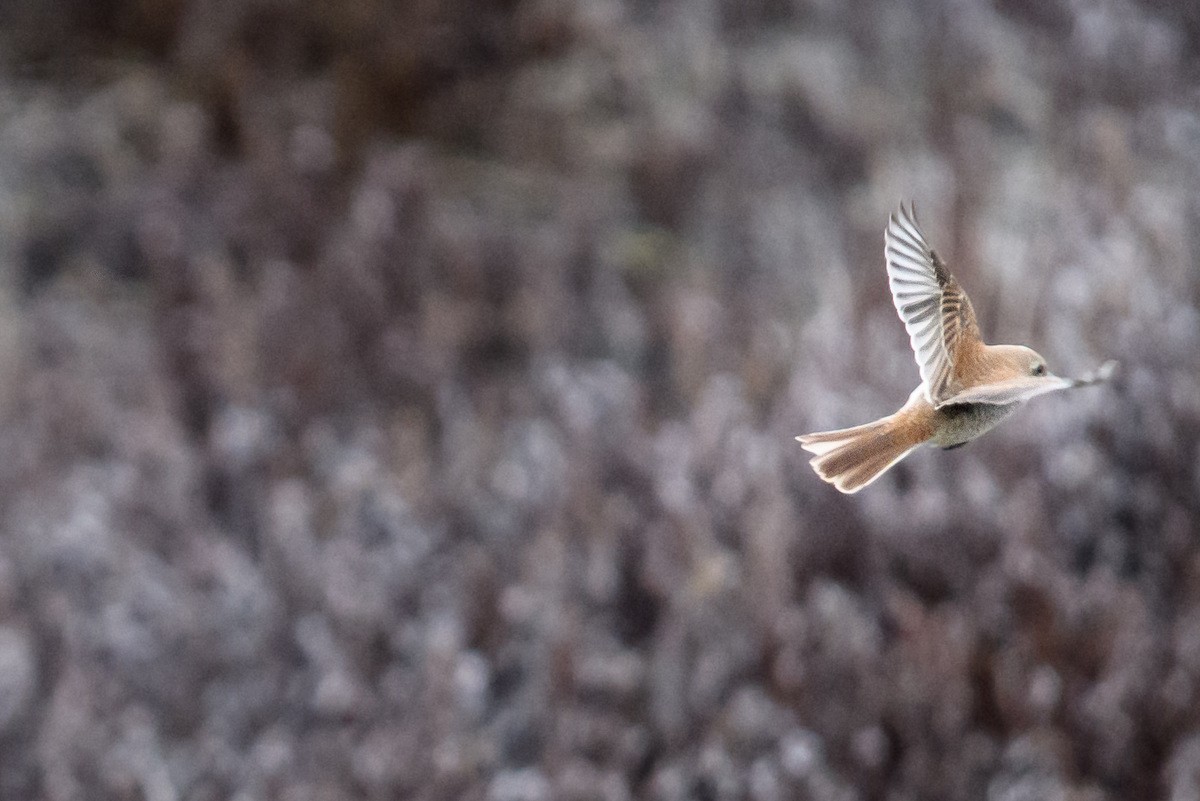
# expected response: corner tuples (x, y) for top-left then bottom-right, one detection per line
(801, 401), (935, 493)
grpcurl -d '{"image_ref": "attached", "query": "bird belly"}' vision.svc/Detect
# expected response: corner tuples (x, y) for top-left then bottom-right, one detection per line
(929, 402), (1019, 448)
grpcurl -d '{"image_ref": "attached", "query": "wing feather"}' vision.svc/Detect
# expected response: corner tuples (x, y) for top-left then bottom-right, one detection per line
(884, 201), (982, 404)
(939, 375), (1074, 406)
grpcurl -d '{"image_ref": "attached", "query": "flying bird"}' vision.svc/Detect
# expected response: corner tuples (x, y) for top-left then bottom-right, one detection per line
(797, 202), (1116, 493)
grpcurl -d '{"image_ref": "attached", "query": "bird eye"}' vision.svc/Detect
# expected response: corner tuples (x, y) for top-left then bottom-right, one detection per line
(1032, 363), (1046, 376)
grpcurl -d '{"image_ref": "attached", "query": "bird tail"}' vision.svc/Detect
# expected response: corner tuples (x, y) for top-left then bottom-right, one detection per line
(796, 413), (925, 494)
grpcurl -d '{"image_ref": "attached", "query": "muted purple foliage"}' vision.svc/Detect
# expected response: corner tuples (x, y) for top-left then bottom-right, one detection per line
(0, 1), (1195, 799)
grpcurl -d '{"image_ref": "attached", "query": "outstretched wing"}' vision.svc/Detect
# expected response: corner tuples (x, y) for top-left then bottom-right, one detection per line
(939, 361), (1116, 406)
(884, 202), (982, 405)
(939, 375), (1075, 406)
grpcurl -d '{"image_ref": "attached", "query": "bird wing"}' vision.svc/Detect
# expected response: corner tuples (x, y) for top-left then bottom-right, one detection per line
(938, 375), (1075, 406)
(885, 202), (982, 405)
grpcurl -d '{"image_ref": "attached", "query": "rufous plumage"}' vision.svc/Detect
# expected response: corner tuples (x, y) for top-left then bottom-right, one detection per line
(798, 202), (1115, 493)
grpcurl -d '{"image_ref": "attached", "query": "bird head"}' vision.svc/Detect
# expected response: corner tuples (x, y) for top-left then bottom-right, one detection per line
(991, 344), (1054, 381)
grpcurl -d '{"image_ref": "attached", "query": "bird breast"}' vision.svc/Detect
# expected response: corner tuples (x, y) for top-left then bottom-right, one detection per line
(929, 402), (1020, 448)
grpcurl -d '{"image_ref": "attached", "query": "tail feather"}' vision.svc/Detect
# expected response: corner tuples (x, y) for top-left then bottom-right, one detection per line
(796, 415), (923, 493)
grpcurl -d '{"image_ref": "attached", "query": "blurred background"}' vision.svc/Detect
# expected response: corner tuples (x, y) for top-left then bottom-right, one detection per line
(0, 0), (1195, 799)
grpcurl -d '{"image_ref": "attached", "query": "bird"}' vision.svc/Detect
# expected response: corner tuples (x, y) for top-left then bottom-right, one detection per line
(797, 201), (1116, 494)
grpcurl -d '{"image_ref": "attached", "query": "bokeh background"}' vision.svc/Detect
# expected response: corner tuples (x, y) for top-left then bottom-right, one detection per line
(0, 0), (1196, 799)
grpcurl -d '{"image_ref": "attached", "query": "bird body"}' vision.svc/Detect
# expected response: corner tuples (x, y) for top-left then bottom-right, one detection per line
(798, 202), (1114, 494)
(926, 398), (1018, 449)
